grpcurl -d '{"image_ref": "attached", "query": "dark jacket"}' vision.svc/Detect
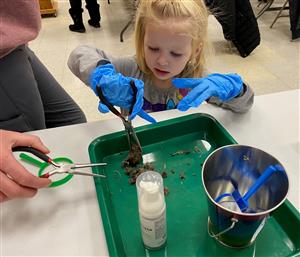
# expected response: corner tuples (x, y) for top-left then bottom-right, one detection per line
(205, 0), (260, 57)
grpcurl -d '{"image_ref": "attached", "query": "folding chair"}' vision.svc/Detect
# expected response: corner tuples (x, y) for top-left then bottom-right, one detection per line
(270, 0), (289, 28)
(256, 0), (289, 19)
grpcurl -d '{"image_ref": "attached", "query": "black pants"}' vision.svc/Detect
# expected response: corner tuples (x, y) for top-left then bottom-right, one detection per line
(69, 0), (101, 22)
(290, 0), (300, 40)
(0, 46), (86, 132)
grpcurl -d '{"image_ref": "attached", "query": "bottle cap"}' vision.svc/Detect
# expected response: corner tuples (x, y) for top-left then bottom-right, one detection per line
(136, 171), (164, 203)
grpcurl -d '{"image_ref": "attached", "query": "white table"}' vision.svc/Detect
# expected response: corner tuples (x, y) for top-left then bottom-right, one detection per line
(1, 89), (299, 256)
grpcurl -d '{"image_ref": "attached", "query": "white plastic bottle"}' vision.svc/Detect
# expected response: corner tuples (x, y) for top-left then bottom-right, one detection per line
(136, 171), (167, 250)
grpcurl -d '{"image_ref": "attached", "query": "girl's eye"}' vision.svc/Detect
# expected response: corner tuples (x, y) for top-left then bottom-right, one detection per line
(171, 52), (182, 57)
(148, 46), (159, 52)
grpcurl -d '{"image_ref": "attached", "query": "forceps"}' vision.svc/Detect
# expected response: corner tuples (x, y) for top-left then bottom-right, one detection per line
(96, 80), (142, 166)
(12, 146), (106, 178)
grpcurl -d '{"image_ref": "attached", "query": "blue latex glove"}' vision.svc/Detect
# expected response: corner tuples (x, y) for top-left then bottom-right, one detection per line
(172, 73), (243, 111)
(90, 64), (156, 123)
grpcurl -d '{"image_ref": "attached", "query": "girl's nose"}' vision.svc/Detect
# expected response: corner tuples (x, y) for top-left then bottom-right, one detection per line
(156, 54), (168, 66)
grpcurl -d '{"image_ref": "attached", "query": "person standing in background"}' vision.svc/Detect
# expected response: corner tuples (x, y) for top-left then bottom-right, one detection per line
(0, 0), (86, 132)
(69, 0), (101, 33)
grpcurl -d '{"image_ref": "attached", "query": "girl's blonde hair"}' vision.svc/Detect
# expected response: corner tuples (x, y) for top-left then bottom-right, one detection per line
(134, 0), (210, 78)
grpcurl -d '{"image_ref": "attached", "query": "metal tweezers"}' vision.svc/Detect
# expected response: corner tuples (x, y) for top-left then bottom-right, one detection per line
(96, 80), (142, 162)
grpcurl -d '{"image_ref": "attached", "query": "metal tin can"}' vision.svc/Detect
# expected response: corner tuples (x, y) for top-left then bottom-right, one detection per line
(202, 145), (289, 248)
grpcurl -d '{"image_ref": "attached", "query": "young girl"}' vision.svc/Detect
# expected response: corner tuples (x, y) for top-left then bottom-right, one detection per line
(68, 0), (254, 122)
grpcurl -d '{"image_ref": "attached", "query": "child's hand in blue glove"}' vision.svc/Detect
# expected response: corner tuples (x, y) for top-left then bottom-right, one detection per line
(90, 64), (156, 123)
(172, 73), (243, 111)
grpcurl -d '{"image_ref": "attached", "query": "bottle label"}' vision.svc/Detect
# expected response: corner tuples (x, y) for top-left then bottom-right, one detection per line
(140, 211), (166, 248)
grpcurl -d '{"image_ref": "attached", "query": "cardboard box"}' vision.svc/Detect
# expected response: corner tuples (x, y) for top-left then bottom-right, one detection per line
(39, 0), (53, 10)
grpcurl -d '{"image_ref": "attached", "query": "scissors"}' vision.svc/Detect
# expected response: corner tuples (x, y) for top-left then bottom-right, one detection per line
(12, 146), (106, 178)
(96, 80), (142, 166)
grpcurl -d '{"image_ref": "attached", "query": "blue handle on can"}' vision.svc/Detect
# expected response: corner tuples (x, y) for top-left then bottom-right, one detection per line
(243, 164), (284, 201)
(215, 164), (285, 212)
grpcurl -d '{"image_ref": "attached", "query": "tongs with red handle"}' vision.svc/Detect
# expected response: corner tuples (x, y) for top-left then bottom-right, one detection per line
(12, 146), (106, 178)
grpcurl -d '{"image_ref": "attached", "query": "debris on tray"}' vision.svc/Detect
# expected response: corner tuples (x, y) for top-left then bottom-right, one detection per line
(161, 171), (168, 178)
(143, 162), (155, 171)
(170, 169), (175, 174)
(179, 171), (186, 181)
(164, 187), (169, 196)
(170, 150), (191, 156)
(122, 143), (143, 167)
(123, 162), (156, 185)
(128, 177), (137, 185)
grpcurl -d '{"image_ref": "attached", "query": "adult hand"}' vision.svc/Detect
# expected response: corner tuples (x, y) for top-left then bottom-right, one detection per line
(0, 130), (51, 202)
(172, 73), (243, 111)
(90, 64), (156, 123)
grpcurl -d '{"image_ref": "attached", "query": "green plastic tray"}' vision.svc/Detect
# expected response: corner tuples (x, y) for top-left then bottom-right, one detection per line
(89, 113), (300, 257)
